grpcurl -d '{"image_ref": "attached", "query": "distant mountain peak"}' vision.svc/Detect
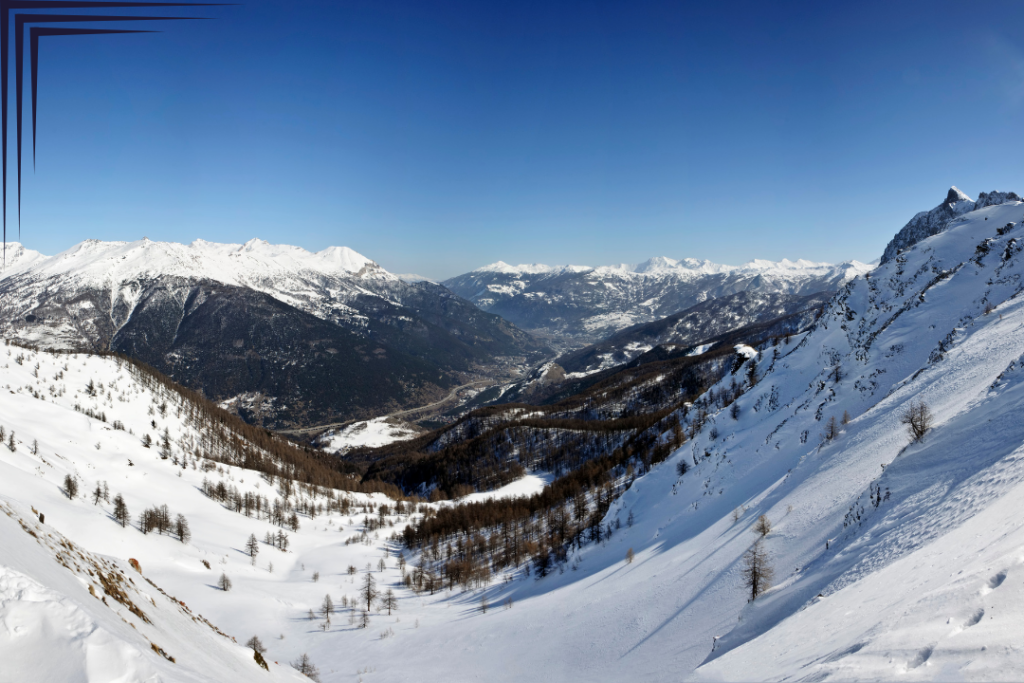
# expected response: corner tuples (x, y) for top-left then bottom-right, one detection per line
(633, 256), (679, 273)
(446, 255), (870, 342)
(474, 261), (570, 275)
(6, 237), (387, 284)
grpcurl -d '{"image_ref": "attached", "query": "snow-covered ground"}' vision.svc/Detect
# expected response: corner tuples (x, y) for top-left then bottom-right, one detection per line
(3, 196), (1024, 681)
(686, 342), (714, 356)
(453, 472), (554, 505)
(318, 418), (421, 454)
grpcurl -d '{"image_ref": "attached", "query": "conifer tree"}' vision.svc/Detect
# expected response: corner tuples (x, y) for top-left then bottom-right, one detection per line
(246, 533), (260, 564)
(113, 494), (130, 527)
(382, 588), (398, 615)
(245, 635), (266, 654)
(360, 572), (377, 611)
(321, 594), (334, 618)
(292, 653), (320, 681)
(175, 514), (191, 544)
(63, 474), (78, 499)
(160, 428), (172, 460)
(900, 400), (932, 443)
(741, 541), (773, 601)
(753, 514), (771, 537)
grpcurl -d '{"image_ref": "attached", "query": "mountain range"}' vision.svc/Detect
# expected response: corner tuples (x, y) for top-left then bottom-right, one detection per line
(3, 187), (1024, 681)
(443, 255), (871, 344)
(0, 238), (547, 428)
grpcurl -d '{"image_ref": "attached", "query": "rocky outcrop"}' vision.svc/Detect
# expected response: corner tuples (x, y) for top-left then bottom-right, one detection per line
(880, 187), (1021, 264)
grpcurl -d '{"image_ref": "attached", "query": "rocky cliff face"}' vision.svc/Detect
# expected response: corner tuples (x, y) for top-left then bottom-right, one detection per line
(879, 187), (1021, 264)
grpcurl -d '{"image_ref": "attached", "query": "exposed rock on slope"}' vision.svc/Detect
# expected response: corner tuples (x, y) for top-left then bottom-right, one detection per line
(0, 501), (304, 683)
(879, 186), (1021, 264)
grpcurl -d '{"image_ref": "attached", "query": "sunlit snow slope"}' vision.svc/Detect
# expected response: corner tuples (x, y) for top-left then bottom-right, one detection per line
(3, 194), (1024, 682)
(328, 198), (1024, 681)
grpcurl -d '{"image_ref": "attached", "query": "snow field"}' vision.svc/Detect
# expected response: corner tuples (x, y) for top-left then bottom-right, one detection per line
(319, 417), (421, 454)
(0, 498), (308, 683)
(2, 199), (1024, 681)
(0, 348), (425, 680)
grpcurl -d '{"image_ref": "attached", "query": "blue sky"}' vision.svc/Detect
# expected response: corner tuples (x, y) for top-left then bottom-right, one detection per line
(10, 0), (1024, 278)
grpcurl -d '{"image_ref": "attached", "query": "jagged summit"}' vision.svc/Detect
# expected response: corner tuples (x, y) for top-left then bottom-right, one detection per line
(0, 241), (45, 272)
(946, 185), (971, 204)
(880, 186), (1022, 264)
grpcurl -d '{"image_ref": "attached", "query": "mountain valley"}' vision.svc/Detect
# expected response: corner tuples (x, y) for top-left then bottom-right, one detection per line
(3, 187), (1024, 681)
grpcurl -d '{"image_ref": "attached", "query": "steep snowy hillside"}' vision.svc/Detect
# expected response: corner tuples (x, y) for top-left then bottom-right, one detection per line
(444, 255), (869, 344)
(0, 345), (416, 682)
(318, 193), (1024, 681)
(0, 241), (44, 272)
(0, 239), (547, 428)
(0, 500), (306, 683)
(5, 190), (1024, 682)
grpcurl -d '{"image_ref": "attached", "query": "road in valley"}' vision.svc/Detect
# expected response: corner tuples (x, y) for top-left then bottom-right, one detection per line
(277, 379), (497, 436)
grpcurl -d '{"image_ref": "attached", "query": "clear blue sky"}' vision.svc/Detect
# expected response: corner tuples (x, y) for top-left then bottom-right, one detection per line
(11, 0), (1024, 278)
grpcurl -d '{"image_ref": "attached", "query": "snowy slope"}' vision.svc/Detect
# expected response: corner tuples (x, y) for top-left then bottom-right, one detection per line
(318, 417), (422, 454)
(4, 192), (1024, 682)
(0, 241), (45, 273)
(444, 255), (870, 343)
(0, 500), (306, 683)
(291, 196), (1024, 681)
(0, 346), (432, 681)
(880, 187), (1020, 264)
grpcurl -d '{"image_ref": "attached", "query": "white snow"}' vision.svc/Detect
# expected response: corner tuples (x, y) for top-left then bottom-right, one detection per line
(472, 256), (871, 279)
(686, 343), (714, 356)
(453, 472), (554, 505)
(0, 241), (45, 274)
(472, 261), (589, 275)
(5, 237), (389, 285)
(395, 273), (436, 284)
(3, 198), (1024, 681)
(319, 417), (421, 454)
(734, 343), (757, 358)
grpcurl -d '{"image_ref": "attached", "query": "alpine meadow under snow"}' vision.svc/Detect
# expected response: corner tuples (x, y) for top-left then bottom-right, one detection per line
(2, 187), (1024, 681)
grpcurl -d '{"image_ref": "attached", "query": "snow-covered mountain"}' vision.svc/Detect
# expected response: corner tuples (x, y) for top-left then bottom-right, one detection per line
(0, 238), (547, 428)
(5, 187), (1024, 682)
(341, 189), (1024, 679)
(444, 255), (871, 344)
(880, 186), (1021, 264)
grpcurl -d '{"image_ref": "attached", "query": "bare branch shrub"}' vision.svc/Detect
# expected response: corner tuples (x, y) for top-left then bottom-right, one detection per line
(899, 400), (932, 443)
